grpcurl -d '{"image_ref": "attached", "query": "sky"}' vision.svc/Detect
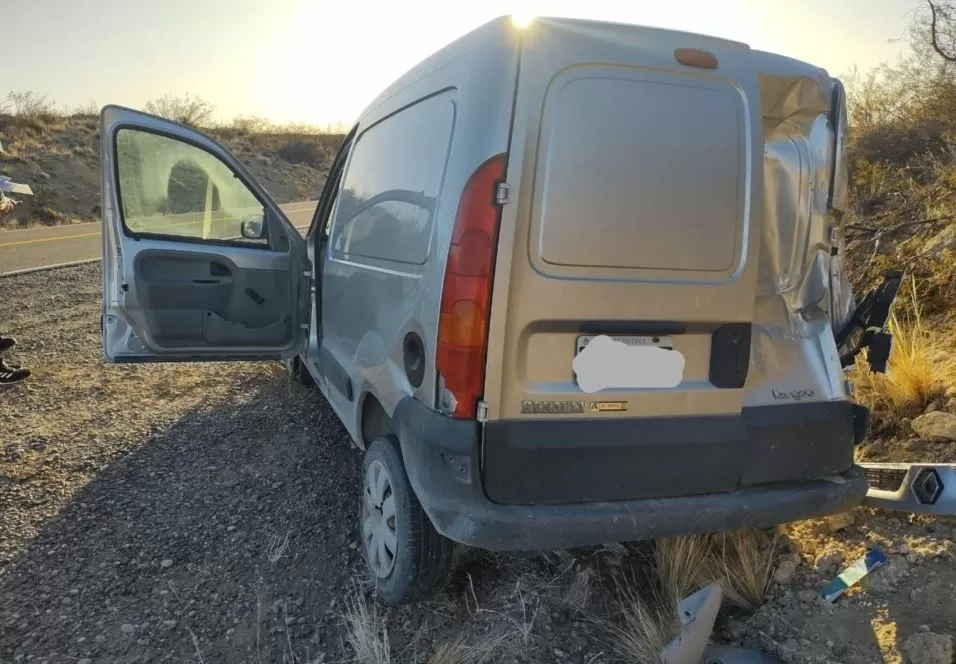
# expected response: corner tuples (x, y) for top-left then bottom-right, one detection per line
(7, 0), (921, 126)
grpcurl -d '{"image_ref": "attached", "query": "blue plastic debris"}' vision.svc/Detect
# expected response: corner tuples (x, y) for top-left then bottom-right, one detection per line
(821, 549), (887, 602)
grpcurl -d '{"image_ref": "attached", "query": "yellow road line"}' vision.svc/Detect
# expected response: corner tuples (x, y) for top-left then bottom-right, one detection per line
(0, 224), (312, 249)
(0, 231), (101, 247)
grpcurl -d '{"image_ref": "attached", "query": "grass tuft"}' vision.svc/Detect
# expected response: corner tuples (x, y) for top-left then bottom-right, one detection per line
(342, 585), (391, 664)
(851, 282), (956, 431)
(708, 530), (779, 610)
(601, 570), (677, 664)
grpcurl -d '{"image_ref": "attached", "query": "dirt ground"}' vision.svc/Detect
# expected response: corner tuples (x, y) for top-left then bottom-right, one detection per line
(2, 264), (955, 664)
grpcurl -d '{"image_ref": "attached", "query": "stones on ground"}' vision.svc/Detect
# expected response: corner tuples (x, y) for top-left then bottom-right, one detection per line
(774, 559), (797, 585)
(797, 589), (818, 604)
(163, 620), (177, 629)
(862, 556), (908, 593)
(901, 632), (954, 664)
(911, 412), (956, 441)
(160, 558), (173, 568)
(816, 551), (844, 575)
(828, 512), (855, 533)
(120, 623), (135, 634)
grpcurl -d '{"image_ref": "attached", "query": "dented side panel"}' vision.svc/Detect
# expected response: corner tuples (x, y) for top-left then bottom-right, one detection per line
(744, 68), (851, 408)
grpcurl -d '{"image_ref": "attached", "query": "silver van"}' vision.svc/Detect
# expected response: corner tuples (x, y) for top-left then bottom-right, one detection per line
(100, 15), (888, 604)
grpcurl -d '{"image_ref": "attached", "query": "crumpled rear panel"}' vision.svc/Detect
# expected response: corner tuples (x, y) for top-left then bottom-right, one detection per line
(759, 73), (835, 315)
(744, 69), (854, 408)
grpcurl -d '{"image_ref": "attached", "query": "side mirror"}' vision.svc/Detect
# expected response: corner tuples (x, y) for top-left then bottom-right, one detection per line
(240, 216), (266, 240)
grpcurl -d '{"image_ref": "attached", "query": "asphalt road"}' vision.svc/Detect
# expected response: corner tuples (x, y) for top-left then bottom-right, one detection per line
(0, 201), (318, 276)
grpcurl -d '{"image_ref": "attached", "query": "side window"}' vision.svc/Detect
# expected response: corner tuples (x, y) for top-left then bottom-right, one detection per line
(331, 92), (456, 266)
(116, 129), (267, 246)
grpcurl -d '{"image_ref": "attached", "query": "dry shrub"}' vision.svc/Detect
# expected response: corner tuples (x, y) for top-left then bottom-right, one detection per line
(561, 565), (595, 613)
(851, 291), (956, 430)
(341, 586), (391, 664)
(843, 28), (956, 319)
(429, 633), (514, 664)
(707, 530), (779, 610)
(654, 535), (714, 610)
(145, 92), (214, 127)
(230, 114), (271, 135)
(602, 569), (677, 664)
(655, 529), (778, 612)
(430, 639), (481, 664)
(278, 139), (328, 168)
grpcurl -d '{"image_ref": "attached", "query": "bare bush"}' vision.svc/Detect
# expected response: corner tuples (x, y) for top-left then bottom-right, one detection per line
(145, 92), (214, 127)
(230, 114), (271, 135)
(278, 139), (328, 168)
(6, 91), (58, 118)
(71, 100), (99, 117)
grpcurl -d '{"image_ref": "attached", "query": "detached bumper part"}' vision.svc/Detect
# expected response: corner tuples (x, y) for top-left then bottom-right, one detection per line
(861, 462), (956, 515)
(392, 397), (869, 551)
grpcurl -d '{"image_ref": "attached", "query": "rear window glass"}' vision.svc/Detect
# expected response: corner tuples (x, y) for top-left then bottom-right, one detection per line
(331, 91), (456, 266)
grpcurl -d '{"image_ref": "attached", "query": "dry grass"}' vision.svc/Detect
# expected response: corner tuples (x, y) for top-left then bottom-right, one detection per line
(851, 284), (956, 427)
(601, 570), (677, 664)
(428, 632), (517, 664)
(429, 639), (482, 664)
(654, 535), (716, 610)
(654, 529), (778, 612)
(708, 530), (778, 610)
(342, 586), (391, 664)
(561, 565), (595, 613)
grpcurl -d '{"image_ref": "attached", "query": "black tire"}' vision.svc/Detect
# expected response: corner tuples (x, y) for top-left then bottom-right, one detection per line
(360, 437), (454, 605)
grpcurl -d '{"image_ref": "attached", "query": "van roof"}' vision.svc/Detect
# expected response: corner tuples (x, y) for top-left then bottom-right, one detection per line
(359, 15), (833, 127)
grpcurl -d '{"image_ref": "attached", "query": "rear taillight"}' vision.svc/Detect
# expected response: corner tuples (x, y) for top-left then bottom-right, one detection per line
(436, 153), (507, 419)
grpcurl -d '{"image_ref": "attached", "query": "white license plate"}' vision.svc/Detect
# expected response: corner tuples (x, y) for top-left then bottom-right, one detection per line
(575, 335), (674, 355)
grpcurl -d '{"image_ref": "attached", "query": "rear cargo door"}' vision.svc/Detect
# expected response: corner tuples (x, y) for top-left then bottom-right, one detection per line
(483, 19), (763, 424)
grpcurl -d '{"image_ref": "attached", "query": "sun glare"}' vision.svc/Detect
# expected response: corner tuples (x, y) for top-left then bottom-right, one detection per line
(511, 14), (534, 29)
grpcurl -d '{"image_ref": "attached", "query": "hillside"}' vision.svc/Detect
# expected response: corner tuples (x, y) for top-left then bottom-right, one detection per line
(0, 113), (344, 229)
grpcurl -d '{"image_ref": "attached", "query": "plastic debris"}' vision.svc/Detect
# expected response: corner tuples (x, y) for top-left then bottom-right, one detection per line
(659, 581), (783, 664)
(0, 175), (34, 224)
(821, 549), (887, 602)
(660, 581), (724, 664)
(0, 175), (34, 196)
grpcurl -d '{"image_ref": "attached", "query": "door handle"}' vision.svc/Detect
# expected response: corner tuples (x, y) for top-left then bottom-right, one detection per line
(210, 262), (232, 277)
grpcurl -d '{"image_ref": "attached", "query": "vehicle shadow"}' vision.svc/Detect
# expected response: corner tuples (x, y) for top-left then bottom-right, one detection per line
(0, 376), (363, 664)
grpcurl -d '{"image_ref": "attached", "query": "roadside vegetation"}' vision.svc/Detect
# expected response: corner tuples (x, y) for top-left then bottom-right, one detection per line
(0, 91), (346, 230)
(4, 7), (956, 664)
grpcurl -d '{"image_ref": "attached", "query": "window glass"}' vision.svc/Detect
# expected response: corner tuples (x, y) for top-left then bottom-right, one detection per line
(116, 129), (266, 245)
(331, 93), (456, 265)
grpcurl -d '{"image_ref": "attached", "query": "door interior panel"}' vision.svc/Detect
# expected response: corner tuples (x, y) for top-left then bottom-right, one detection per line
(133, 250), (295, 349)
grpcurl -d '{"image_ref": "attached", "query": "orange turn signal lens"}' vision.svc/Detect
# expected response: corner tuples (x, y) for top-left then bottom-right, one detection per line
(674, 48), (719, 70)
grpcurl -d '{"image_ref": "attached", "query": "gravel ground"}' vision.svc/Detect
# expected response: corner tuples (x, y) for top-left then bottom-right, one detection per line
(0, 264), (364, 663)
(3, 263), (956, 664)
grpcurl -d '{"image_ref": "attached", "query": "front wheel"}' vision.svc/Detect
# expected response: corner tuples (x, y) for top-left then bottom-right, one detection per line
(360, 437), (454, 605)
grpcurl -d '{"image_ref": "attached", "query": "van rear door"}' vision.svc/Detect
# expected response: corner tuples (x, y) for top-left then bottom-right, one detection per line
(480, 19), (765, 502)
(485, 19), (762, 421)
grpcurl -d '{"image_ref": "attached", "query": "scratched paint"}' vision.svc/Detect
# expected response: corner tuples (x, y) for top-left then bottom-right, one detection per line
(572, 334), (685, 393)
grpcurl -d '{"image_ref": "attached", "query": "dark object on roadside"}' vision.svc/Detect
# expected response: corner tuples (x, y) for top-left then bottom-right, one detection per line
(0, 335), (30, 385)
(0, 358), (30, 385)
(836, 269), (903, 372)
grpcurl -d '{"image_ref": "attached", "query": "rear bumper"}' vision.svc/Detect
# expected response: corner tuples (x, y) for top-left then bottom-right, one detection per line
(392, 398), (869, 551)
